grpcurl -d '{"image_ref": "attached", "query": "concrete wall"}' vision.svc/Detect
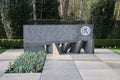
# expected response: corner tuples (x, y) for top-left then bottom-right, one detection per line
(24, 25), (94, 53)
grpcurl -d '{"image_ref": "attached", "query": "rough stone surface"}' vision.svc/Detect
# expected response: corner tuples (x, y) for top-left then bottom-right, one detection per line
(0, 73), (41, 80)
(41, 49), (120, 80)
(24, 25), (93, 45)
(0, 49), (23, 77)
(41, 55), (83, 80)
(24, 25), (94, 53)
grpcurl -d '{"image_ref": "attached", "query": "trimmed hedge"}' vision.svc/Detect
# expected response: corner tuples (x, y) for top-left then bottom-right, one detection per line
(28, 19), (85, 24)
(0, 39), (23, 48)
(95, 39), (120, 48)
(0, 39), (120, 48)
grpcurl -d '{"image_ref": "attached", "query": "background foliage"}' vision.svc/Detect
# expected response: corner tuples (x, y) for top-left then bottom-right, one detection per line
(0, 0), (120, 39)
(0, 0), (31, 39)
(87, 0), (115, 39)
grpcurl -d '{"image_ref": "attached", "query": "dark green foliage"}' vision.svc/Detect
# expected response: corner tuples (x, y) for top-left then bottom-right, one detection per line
(0, 39), (23, 48)
(0, 0), (31, 39)
(36, 0), (60, 19)
(108, 20), (120, 39)
(95, 39), (120, 48)
(0, 21), (6, 38)
(28, 19), (85, 24)
(87, 0), (115, 39)
(6, 52), (46, 73)
(0, 48), (6, 54)
(1, 39), (120, 49)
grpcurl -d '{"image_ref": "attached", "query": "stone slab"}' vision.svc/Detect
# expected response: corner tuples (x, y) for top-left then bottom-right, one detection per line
(78, 69), (120, 80)
(0, 61), (9, 71)
(0, 49), (23, 60)
(46, 54), (72, 60)
(41, 55), (83, 80)
(74, 61), (110, 69)
(24, 25), (93, 45)
(104, 61), (120, 69)
(0, 71), (4, 77)
(112, 69), (120, 75)
(0, 73), (41, 80)
(95, 49), (116, 54)
(95, 54), (120, 61)
(71, 54), (100, 61)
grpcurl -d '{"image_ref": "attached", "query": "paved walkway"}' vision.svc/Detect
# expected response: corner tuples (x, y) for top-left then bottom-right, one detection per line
(0, 49), (120, 80)
(41, 49), (120, 80)
(0, 49), (23, 77)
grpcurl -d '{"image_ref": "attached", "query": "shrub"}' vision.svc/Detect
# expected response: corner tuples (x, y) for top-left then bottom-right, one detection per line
(87, 0), (115, 39)
(6, 52), (46, 73)
(28, 19), (85, 24)
(95, 39), (120, 48)
(0, 39), (23, 48)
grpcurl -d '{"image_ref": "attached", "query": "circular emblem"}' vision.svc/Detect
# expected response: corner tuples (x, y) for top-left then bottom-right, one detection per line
(80, 26), (91, 36)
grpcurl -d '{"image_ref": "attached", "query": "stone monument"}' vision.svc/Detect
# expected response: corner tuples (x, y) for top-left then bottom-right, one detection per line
(24, 25), (94, 54)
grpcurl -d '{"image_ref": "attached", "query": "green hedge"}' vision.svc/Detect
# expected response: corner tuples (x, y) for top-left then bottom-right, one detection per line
(95, 39), (120, 48)
(0, 39), (120, 48)
(28, 19), (85, 24)
(0, 39), (23, 48)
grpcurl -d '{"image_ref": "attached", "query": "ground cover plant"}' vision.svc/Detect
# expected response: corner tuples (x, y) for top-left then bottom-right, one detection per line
(6, 52), (46, 73)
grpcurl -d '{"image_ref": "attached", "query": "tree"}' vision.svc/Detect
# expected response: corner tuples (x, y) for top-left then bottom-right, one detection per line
(80, 0), (84, 20)
(36, 0), (60, 19)
(87, 0), (115, 39)
(0, 0), (31, 39)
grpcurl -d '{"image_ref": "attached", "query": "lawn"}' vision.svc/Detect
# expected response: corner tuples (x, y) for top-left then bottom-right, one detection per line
(0, 48), (6, 54)
(110, 48), (120, 55)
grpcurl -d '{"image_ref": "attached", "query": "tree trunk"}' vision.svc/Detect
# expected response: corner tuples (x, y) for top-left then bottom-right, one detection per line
(33, 0), (37, 24)
(59, 0), (69, 19)
(80, 0), (84, 20)
(1, 14), (13, 39)
(63, 0), (69, 19)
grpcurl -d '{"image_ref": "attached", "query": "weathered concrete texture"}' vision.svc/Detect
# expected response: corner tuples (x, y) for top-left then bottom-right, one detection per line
(41, 55), (83, 80)
(0, 49), (23, 77)
(105, 61), (120, 69)
(74, 61), (119, 80)
(83, 39), (94, 53)
(24, 25), (93, 44)
(0, 73), (41, 80)
(95, 54), (120, 61)
(24, 45), (45, 52)
(0, 49), (23, 60)
(70, 54), (101, 61)
(0, 61), (9, 76)
(78, 69), (120, 80)
(24, 25), (94, 53)
(95, 49), (116, 54)
(41, 49), (120, 80)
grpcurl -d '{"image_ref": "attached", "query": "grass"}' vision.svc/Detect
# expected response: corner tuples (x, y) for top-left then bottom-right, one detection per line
(110, 48), (120, 55)
(0, 48), (6, 54)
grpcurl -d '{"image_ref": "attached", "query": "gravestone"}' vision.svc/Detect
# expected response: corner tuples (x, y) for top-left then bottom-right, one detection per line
(24, 25), (94, 54)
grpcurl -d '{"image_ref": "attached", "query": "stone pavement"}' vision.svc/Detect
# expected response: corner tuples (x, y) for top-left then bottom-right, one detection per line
(0, 49), (120, 80)
(41, 49), (120, 80)
(0, 49), (23, 77)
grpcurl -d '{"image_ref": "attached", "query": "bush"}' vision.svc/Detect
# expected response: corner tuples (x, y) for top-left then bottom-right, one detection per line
(0, 21), (6, 38)
(0, 39), (120, 49)
(6, 52), (46, 73)
(28, 19), (85, 24)
(0, 39), (23, 48)
(95, 39), (120, 48)
(87, 0), (115, 39)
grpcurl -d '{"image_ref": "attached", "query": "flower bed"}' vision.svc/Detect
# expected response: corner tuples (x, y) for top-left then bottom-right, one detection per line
(6, 52), (46, 73)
